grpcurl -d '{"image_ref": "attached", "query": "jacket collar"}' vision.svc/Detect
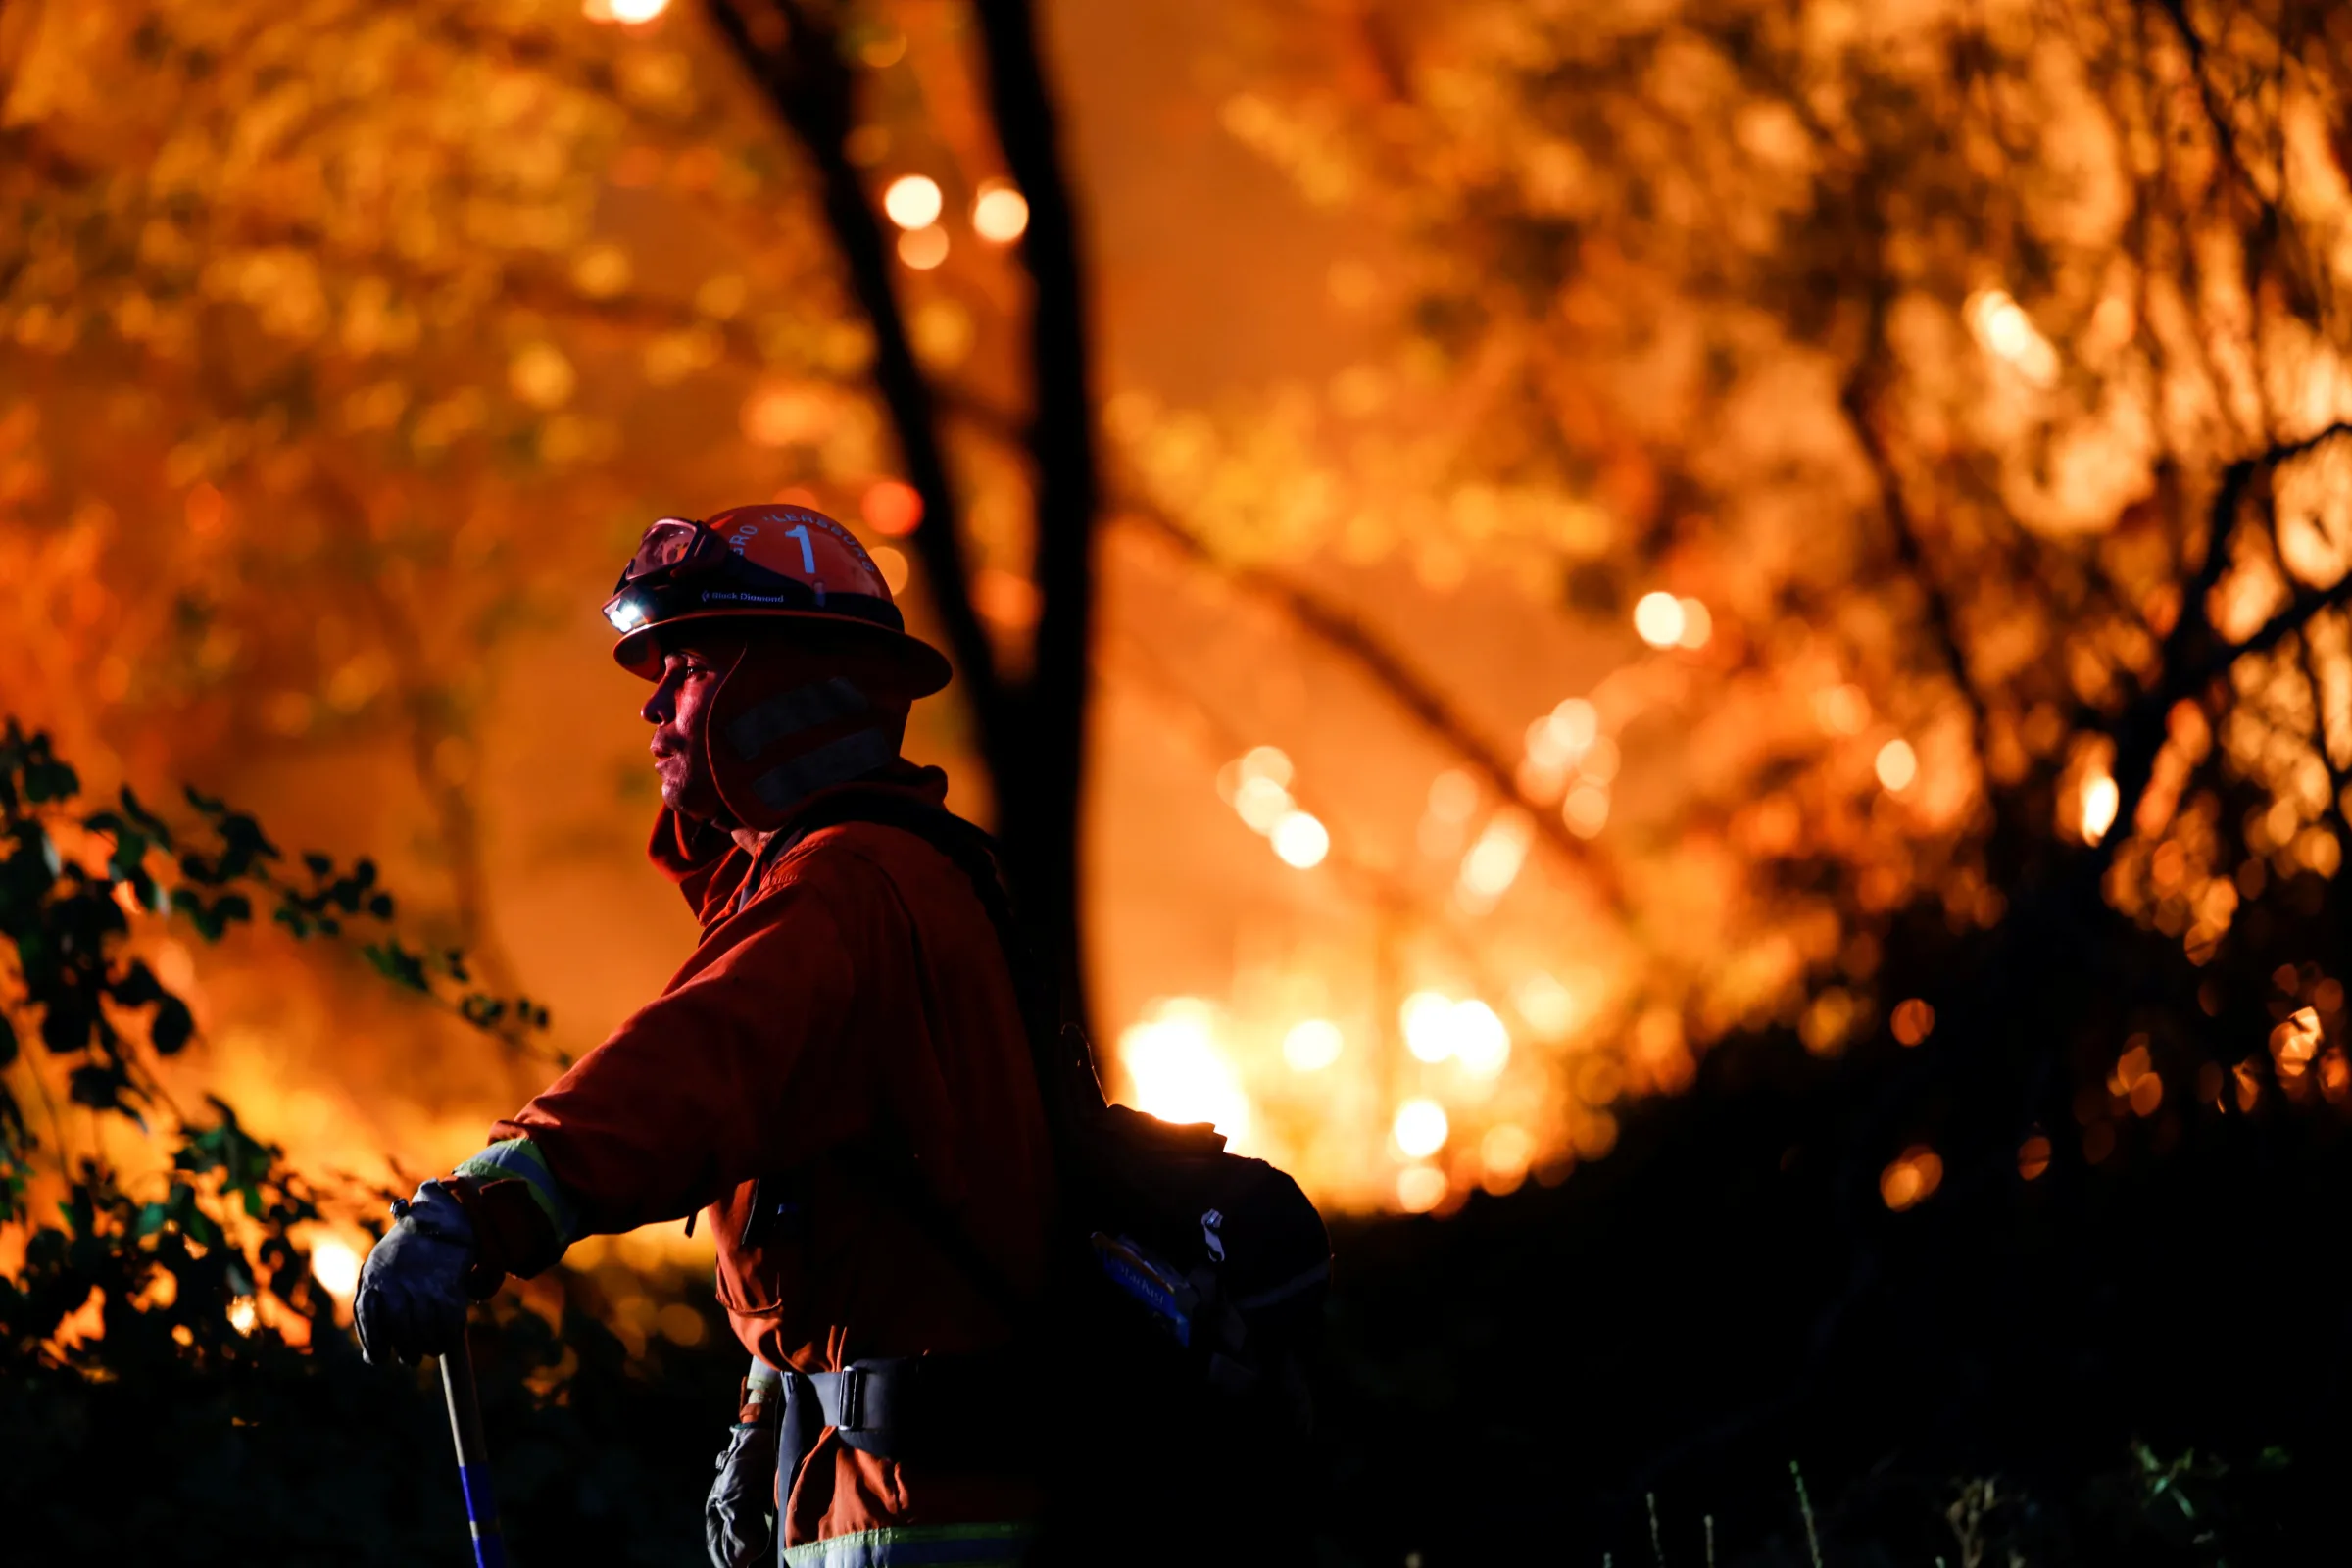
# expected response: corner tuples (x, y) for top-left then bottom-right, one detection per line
(646, 760), (952, 927)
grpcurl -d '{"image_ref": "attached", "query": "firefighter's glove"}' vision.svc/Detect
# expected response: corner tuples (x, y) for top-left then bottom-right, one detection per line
(706, 1361), (782, 1568)
(355, 1180), (477, 1368)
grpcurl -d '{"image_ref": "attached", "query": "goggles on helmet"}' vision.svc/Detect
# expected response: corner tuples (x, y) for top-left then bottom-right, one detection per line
(601, 515), (906, 637)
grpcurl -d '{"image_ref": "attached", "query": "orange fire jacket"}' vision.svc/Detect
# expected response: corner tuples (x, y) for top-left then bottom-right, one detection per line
(490, 765), (1054, 1548)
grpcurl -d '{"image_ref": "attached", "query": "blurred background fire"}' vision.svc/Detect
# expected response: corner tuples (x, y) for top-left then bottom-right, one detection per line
(13, 0), (2352, 1561)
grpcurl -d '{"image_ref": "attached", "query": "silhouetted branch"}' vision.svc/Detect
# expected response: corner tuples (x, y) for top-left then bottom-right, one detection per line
(2102, 422), (2352, 858)
(1840, 373), (1992, 766)
(1119, 503), (1625, 909)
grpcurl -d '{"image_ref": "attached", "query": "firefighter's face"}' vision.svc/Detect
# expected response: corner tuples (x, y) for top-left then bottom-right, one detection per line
(644, 640), (733, 823)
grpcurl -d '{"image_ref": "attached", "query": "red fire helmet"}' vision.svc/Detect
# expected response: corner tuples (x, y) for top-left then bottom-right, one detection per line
(603, 504), (950, 696)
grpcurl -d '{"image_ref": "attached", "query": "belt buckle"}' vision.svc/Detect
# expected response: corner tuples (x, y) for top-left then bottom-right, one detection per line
(837, 1366), (864, 1432)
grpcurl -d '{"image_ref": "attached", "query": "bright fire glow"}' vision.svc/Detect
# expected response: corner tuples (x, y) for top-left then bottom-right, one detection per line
(1393, 1098), (1449, 1158)
(1399, 993), (1509, 1074)
(883, 175), (944, 230)
(1633, 591), (1686, 648)
(2081, 772), (2120, 843)
(1119, 1000), (1251, 1142)
(1676, 596), (1712, 649)
(1270, 810), (1330, 868)
(973, 182), (1030, 242)
(1451, 1001), (1510, 1077)
(1282, 1018), (1344, 1072)
(226, 1296), (259, 1335)
(585, 0), (671, 20)
(1875, 738), (1918, 792)
(1401, 991), (1457, 1062)
(310, 1236), (362, 1299)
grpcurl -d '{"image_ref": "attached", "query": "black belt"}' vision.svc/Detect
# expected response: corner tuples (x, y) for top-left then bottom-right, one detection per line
(773, 1351), (1030, 1545)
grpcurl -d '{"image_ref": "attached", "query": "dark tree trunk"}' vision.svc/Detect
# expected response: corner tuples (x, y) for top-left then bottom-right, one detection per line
(708, 0), (1103, 1033)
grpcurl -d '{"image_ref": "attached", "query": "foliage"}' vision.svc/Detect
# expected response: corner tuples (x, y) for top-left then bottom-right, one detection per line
(0, 719), (751, 1565)
(0, 721), (544, 1358)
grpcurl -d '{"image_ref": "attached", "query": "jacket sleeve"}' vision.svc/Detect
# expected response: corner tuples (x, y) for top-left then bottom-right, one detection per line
(490, 875), (868, 1234)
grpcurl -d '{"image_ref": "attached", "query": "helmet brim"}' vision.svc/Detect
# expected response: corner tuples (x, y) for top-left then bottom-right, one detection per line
(612, 606), (953, 697)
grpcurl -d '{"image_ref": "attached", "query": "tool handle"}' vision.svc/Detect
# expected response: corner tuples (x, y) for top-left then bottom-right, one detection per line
(440, 1327), (508, 1568)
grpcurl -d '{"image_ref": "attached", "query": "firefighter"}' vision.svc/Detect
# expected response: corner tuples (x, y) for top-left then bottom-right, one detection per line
(356, 505), (1054, 1568)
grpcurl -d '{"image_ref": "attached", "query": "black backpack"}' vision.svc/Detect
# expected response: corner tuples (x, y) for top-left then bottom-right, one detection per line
(743, 790), (1331, 1550)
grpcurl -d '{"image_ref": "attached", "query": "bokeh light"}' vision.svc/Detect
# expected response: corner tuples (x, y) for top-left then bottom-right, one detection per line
(1563, 783), (1610, 838)
(1396, 1166), (1447, 1213)
(973, 181), (1030, 242)
(882, 174), (945, 230)
(860, 479), (923, 537)
(1633, 591), (1686, 648)
(1401, 991), (1457, 1062)
(1450, 1000), (1510, 1077)
(1393, 1098), (1450, 1158)
(897, 225), (950, 270)
(1271, 810), (1330, 868)
(1875, 739), (1918, 793)
(2081, 772), (2120, 843)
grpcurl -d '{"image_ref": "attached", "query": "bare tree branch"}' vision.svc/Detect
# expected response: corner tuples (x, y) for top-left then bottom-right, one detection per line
(2100, 421), (2352, 862)
(1118, 502), (1626, 909)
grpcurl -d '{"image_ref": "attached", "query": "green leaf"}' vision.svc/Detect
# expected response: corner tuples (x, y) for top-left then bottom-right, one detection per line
(362, 941), (430, 993)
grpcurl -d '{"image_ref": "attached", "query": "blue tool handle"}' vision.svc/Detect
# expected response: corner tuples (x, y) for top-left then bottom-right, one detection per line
(440, 1328), (507, 1568)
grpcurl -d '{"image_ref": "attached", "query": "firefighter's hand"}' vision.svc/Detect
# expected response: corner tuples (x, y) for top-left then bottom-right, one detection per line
(354, 1181), (477, 1367)
(707, 1363), (781, 1568)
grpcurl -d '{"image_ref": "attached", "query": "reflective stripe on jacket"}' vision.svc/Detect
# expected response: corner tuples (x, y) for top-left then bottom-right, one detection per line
(781, 1521), (1035, 1568)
